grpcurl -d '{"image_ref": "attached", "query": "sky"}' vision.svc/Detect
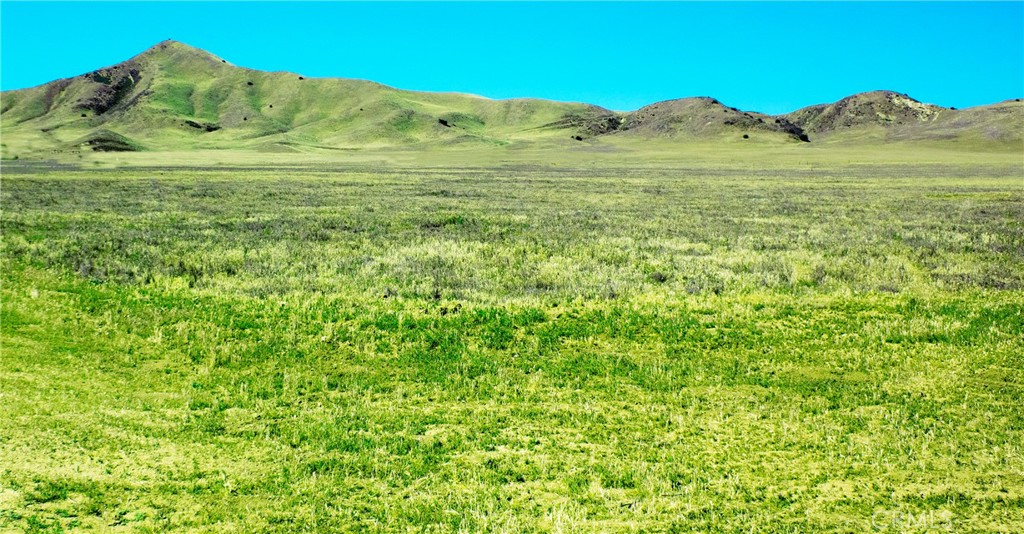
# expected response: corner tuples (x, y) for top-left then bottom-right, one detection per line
(1, 2), (1022, 114)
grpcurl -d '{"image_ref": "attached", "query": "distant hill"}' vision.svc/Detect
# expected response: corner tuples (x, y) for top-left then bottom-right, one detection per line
(2, 40), (1021, 156)
(782, 90), (1024, 148)
(612, 97), (809, 142)
(784, 90), (946, 134)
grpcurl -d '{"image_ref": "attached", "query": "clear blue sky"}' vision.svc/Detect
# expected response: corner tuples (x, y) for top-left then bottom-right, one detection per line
(2, 2), (1022, 113)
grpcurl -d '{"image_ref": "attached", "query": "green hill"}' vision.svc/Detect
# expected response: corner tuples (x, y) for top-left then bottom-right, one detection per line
(0, 40), (614, 155)
(2, 41), (1021, 157)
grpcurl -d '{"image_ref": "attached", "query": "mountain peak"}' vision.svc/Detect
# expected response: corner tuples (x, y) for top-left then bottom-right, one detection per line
(141, 39), (200, 54)
(840, 90), (921, 103)
(131, 39), (227, 66)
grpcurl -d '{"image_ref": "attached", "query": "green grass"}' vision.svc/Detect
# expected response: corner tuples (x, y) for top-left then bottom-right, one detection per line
(149, 81), (196, 117)
(1, 155), (1023, 532)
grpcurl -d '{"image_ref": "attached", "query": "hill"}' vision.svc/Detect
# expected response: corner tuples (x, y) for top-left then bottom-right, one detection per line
(0, 41), (615, 155)
(783, 90), (1024, 148)
(784, 90), (945, 134)
(609, 97), (809, 142)
(1, 40), (1021, 157)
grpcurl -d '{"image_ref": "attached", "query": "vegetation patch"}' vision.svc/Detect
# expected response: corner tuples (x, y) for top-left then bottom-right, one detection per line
(150, 81), (196, 116)
(68, 130), (142, 152)
(1, 161), (1022, 532)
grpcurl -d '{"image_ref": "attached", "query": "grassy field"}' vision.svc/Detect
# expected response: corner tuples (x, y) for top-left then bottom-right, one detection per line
(1, 151), (1023, 532)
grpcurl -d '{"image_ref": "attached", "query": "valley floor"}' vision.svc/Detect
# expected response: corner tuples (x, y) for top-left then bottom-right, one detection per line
(1, 154), (1022, 532)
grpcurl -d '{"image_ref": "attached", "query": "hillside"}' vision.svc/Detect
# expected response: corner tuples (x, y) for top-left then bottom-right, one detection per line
(1, 40), (1021, 156)
(609, 97), (809, 142)
(784, 90), (945, 134)
(0, 40), (614, 155)
(783, 90), (1024, 147)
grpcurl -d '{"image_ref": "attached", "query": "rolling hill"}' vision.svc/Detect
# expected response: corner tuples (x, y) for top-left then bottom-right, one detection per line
(782, 90), (1024, 148)
(1, 40), (1021, 157)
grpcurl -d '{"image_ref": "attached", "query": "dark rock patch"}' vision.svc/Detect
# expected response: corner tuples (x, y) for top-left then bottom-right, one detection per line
(544, 110), (622, 138)
(184, 120), (221, 132)
(75, 66), (140, 115)
(649, 271), (669, 284)
(772, 116), (811, 142)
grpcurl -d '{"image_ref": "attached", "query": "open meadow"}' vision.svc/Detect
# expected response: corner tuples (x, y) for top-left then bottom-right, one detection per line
(1, 148), (1023, 532)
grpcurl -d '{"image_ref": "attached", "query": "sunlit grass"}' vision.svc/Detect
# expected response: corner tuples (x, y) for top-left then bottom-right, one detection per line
(1, 159), (1022, 532)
